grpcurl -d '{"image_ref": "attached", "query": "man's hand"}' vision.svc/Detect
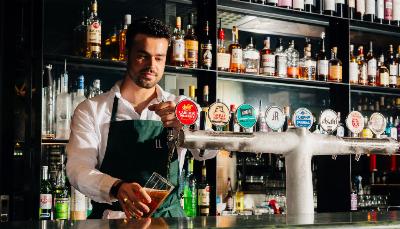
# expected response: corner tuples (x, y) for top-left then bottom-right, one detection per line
(148, 101), (183, 129)
(117, 182), (151, 219)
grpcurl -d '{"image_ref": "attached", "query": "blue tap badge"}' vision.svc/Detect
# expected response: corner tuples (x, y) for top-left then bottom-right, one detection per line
(293, 108), (313, 129)
(235, 104), (257, 129)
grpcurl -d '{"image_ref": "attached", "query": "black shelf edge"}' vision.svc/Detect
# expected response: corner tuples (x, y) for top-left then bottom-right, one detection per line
(350, 20), (400, 37)
(167, 0), (193, 4)
(350, 84), (400, 96)
(218, 0), (334, 27)
(41, 139), (69, 145)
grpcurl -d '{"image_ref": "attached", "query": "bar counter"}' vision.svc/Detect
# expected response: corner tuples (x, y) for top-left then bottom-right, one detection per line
(2, 211), (400, 228)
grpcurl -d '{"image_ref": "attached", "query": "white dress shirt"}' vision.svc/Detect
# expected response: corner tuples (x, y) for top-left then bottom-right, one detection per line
(66, 81), (216, 204)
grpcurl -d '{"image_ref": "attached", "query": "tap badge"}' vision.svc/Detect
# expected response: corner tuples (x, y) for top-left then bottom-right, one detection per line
(208, 101), (230, 127)
(345, 111), (364, 134)
(236, 104), (257, 129)
(369, 112), (386, 136)
(175, 99), (198, 126)
(293, 108), (313, 130)
(319, 109), (339, 133)
(265, 106), (285, 131)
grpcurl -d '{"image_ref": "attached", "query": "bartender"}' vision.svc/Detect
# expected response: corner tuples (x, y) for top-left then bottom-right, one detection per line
(66, 17), (216, 219)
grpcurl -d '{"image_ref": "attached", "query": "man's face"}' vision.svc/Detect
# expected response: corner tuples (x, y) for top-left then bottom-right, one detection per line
(127, 34), (169, 89)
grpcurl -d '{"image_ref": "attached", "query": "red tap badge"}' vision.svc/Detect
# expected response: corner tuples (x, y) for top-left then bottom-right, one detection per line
(175, 99), (198, 126)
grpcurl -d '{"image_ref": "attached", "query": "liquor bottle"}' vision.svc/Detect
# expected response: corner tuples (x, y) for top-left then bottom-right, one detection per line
(357, 46), (368, 85)
(361, 116), (373, 138)
(388, 117), (398, 139)
(119, 14), (131, 61)
(293, 0), (305, 10)
(356, 0), (366, 20)
(70, 187), (86, 220)
(305, 0), (315, 12)
(88, 79), (102, 98)
(189, 85), (196, 102)
(349, 44), (359, 84)
(229, 104), (241, 132)
(366, 41), (377, 86)
(224, 177), (234, 211)
(299, 43), (317, 80)
(278, 0), (292, 8)
(275, 38), (287, 77)
(336, 0), (345, 17)
(385, 0), (393, 23)
(39, 166), (52, 220)
(110, 26), (119, 61)
(185, 13), (199, 68)
(43, 65), (55, 138)
(324, 0), (336, 15)
(86, 0), (102, 59)
(255, 100), (268, 132)
(243, 37), (260, 74)
(316, 0), (324, 14)
(365, 0), (376, 21)
(198, 161), (210, 216)
(387, 45), (398, 88)
(394, 0), (400, 25)
(72, 75), (86, 113)
(103, 33), (111, 60)
(378, 54), (390, 87)
(171, 17), (185, 67)
(200, 21), (213, 70)
(282, 106), (292, 131)
(377, 0), (385, 23)
(54, 161), (70, 220)
(349, 0), (356, 19)
(286, 40), (300, 78)
(260, 37), (275, 76)
(184, 158), (197, 217)
(217, 18), (230, 72)
(328, 47), (342, 82)
(229, 26), (243, 73)
(73, 10), (87, 57)
(56, 60), (72, 139)
(235, 180), (244, 212)
(336, 112), (345, 137)
(317, 32), (329, 81)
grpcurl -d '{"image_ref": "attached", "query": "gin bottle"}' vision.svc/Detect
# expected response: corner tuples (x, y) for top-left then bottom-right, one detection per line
(56, 60), (72, 139)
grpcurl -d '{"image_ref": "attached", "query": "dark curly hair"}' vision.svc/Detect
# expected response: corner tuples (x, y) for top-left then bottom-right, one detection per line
(126, 17), (171, 54)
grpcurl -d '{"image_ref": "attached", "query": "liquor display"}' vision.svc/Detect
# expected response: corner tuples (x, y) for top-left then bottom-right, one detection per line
(184, 13), (199, 68)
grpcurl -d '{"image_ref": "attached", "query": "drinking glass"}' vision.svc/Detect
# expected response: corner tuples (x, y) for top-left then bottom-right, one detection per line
(142, 172), (174, 218)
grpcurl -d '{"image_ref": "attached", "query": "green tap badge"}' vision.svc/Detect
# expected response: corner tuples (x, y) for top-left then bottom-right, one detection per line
(235, 104), (257, 129)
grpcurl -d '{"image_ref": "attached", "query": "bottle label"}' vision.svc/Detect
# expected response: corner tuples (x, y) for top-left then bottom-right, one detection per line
(227, 197), (234, 210)
(329, 65), (342, 81)
(198, 187), (210, 206)
(377, 0), (385, 18)
(185, 40), (199, 63)
(231, 48), (243, 65)
(55, 197), (69, 219)
(201, 44), (213, 68)
(350, 193), (358, 211)
(366, 0), (376, 14)
(277, 55), (287, 76)
(87, 22), (101, 51)
(367, 59), (377, 75)
(293, 0), (305, 9)
(305, 0), (314, 4)
(262, 54), (275, 75)
(173, 39), (185, 62)
(336, 0), (345, 4)
(349, 0), (356, 8)
(390, 75), (397, 84)
(385, 0), (393, 20)
(217, 53), (231, 70)
(243, 50), (259, 60)
(268, 0), (278, 3)
(349, 62), (359, 83)
(40, 194), (52, 210)
(304, 60), (316, 79)
(324, 0), (335, 11)
(380, 72), (389, 86)
(390, 64), (398, 76)
(357, 0), (366, 13)
(391, 128), (398, 140)
(318, 60), (329, 76)
(278, 0), (292, 7)
(393, 0), (400, 20)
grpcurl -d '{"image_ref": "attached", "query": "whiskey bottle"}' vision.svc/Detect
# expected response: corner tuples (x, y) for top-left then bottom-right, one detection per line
(365, 0), (376, 21)
(110, 26), (119, 61)
(377, 0), (385, 23)
(366, 41), (377, 86)
(328, 47), (342, 82)
(243, 37), (260, 74)
(73, 10), (87, 57)
(385, 0), (393, 24)
(317, 32), (329, 81)
(387, 44), (398, 87)
(357, 46), (368, 85)
(171, 16), (185, 67)
(260, 37), (275, 76)
(39, 166), (52, 220)
(349, 44), (359, 84)
(86, 0), (102, 59)
(229, 26), (243, 73)
(299, 43), (316, 80)
(185, 13), (199, 68)
(198, 161), (210, 216)
(286, 40), (300, 78)
(217, 18), (230, 71)
(378, 54), (390, 87)
(200, 21), (213, 69)
(118, 14), (131, 61)
(356, 0), (366, 20)
(275, 38), (287, 77)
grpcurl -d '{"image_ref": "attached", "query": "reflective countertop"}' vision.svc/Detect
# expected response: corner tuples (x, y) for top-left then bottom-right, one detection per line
(2, 211), (400, 228)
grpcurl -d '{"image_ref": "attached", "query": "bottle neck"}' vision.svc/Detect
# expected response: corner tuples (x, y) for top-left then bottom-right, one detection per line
(42, 168), (48, 181)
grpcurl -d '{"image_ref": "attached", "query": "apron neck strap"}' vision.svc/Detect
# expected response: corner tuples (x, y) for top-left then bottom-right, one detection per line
(111, 96), (119, 122)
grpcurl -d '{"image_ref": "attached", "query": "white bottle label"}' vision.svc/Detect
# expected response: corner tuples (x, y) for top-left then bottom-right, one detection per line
(350, 193), (358, 211)
(277, 55), (287, 76)
(349, 0), (356, 7)
(293, 0), (305, 9)
(394, 0), (400, 20)
(377, 0), (385, 18)
(391, 127), (398, 140)
(262, 54), (275, 75)
(349, 62), (359, 82)
(268, 0), (279, 3)
(324, 0), (336, 10)
(217, 53), (231, 69)
(390, 75), (397, 84)
(40, 194), (52, 210)
(305, 0), (314, 4)
(173, 39), (185, 62)
(390, 64), (398, 76)
(380, 72), (389, 85)
(231, 49), (243, 65)
(198, 187), (210, 206)
(357, 0), (366, 13)
(367, 59), (377, 75)
(318, 60), (329, 75)
(336, 0), (345, 4)
(366, 0), (376, 14)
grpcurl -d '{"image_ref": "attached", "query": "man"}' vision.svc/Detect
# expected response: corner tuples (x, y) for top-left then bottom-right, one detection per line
(66, 17), (215, 219)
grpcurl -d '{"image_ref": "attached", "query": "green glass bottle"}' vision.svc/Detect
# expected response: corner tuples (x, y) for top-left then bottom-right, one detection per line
(54, 162), (70, 219)
(39, 166), (53, 220)
(184, 158), (197, 217)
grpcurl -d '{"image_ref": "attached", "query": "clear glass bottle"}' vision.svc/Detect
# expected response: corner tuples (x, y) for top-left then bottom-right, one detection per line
(378, 54), (390, 87)
(260, 37), (275, 76)
(349, 44), (359, 84)
(229, 26), (243, 73)
(56, 60), (72, 139)
(286, 40), (300, 78)
(54, 157), (70, 220)
(200, 21), (213, 69)
(72, 75), (86, 113)
(387, 44), (398, 88)
(275, 38), (287, 77)
(171, 16), (185, 67)
(317, 32), (329, 81)
(366, 41), (377, 86)
(243, 37), (260, 74)
(299, 42), (316, 80)
(328, 47), (342, 82)
(357, 46), (368, 85)
(217, 18), (230, 72)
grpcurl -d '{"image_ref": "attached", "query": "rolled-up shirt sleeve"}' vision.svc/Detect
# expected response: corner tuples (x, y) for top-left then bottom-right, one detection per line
(66, 101), (118, 204)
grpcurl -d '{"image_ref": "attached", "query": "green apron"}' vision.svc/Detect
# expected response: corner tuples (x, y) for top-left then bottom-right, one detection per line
(88, 96), (185, 218)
